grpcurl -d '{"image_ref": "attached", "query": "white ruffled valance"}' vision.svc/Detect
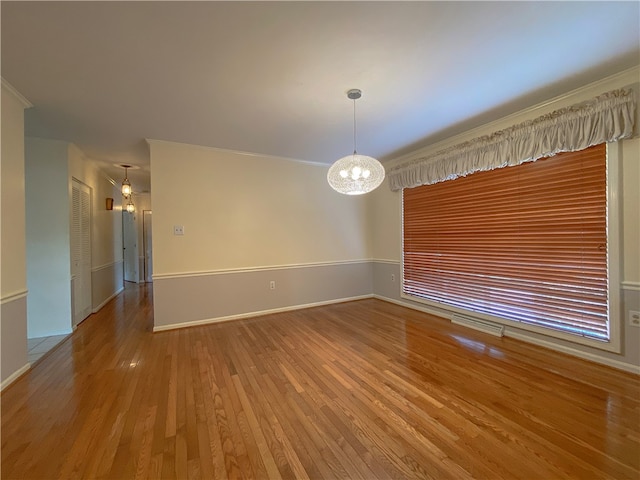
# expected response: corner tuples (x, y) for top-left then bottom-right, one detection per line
(388, 88), (637, 191)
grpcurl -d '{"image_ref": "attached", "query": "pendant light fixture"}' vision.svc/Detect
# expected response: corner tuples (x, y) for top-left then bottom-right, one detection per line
(327, 89), (385, 195)
(125, 194), (135, 213)
(121, 165), (132, 198)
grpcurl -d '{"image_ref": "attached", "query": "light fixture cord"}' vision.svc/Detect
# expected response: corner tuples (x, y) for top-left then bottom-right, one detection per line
(352, 97), (357, 155)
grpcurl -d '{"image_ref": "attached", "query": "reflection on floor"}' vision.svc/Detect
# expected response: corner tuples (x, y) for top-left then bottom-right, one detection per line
(27, 335), (68, 364)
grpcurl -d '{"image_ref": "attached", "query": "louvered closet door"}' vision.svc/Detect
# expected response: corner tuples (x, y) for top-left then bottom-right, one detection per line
(71, 179), (92, 326)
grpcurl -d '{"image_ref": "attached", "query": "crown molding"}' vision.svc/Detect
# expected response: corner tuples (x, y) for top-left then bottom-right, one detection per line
(146, 138), (328, 168)
(1, 78), (33, 108)
(387, 66), (640, 169)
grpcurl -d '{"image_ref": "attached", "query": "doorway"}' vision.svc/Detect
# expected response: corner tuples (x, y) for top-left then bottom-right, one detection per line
(143, 210), (153, 282)
(122, 210), (139, 283)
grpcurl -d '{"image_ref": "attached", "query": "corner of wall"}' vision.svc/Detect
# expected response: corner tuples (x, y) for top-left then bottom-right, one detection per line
(1, 82), (30, 385)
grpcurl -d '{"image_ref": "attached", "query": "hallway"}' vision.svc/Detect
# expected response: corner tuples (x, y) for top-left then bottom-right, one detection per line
(2, 283), (639, 479)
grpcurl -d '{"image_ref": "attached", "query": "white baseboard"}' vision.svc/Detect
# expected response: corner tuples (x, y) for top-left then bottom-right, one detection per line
(153, 294), (374, 332)
(373, 294), (450, 319)
(1, 363), (30, 391)
(505, 330), (640, 375)
(92, 286), (124, 313)
(373, 294), (640, 375)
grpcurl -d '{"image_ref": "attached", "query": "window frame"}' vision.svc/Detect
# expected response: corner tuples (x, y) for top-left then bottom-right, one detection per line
(400, 142), (621, 353)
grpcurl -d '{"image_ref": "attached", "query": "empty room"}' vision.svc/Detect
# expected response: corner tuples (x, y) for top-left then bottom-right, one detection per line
(1, 2), (639, 479)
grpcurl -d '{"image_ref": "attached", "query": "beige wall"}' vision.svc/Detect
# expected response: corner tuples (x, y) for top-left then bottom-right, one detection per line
(370, 67), (640, 372)
(369, 177), (401, 262)
(150, 141), (370, 275)
(149, 140), (372, 327)
(1, 84), (29, 297)
(135, 193), (151, 255)
(1, 81), (30, 387)
(621, 138), (640, 284)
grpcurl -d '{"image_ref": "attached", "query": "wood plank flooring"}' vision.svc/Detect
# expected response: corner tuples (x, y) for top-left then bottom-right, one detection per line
(2, 283), (639, 479)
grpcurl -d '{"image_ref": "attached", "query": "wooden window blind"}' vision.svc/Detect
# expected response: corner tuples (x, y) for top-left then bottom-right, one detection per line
(403, 143), (608, 341)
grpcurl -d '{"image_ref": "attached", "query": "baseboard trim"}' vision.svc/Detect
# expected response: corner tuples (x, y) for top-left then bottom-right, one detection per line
(1, 363), (30, 391)
(373, 294), (640, 375)
(153, 294), (374, 332)
(505, 330), (640, 375)
(92, 286), (124, 313)
(373, 294), (450, 319)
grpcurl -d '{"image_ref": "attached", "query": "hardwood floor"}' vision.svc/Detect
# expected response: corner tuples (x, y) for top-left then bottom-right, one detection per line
(2, 283), (639, 479)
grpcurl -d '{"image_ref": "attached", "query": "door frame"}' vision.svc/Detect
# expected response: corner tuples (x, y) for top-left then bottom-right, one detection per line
(142, 210), (153, 283)
(122, 209), (139, 283)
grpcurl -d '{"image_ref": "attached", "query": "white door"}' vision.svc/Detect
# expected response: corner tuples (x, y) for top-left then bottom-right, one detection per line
(71, 179), (92, 326)
(143, 210), (153, 282)
(123, 210), (138, 283)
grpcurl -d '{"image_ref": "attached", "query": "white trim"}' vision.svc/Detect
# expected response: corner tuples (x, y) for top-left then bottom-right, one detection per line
(505, 330), (640, 376)
(92, 286), (124, 313)
(372, 294), (449, 319)
(153, 294), (374, 332)
(146, 138), (328, 168)
(91, 260), (124, 273)
(451, 314), (505, 337)
(400, 291), (621, 354)
(606, 142), (622, 354)
(153, 259), (372, 280)
(1, 78), (33, 108)
(97, 165), (117, 187)
(387, 67), (639, 167)
(0, 289), (28, 305)
(371, 259), (400, 265)
(0, 364), (30, 391)
(622, 281), (640, 292)
(374, 294), (639, 374)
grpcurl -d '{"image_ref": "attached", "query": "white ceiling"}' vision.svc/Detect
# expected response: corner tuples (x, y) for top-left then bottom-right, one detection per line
(2, 1), (639, 193)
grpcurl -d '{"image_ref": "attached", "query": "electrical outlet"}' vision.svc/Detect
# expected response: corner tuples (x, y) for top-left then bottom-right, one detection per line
(391, 274), (395, 282)
(173, 225), (185, 236)
(629, 310), (640, 328)
(269, 281), (276, 290)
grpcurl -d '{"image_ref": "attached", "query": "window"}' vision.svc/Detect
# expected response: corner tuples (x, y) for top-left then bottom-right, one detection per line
(402, 143), (620, 350)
